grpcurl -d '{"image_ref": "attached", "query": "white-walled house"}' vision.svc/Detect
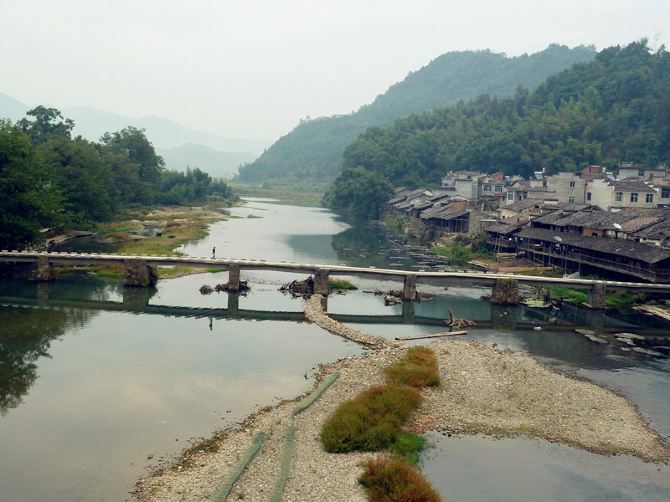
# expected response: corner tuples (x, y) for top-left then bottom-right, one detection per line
(587, 179), (657, 210)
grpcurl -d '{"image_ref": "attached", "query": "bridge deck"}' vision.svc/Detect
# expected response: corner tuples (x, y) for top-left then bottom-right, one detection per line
(2, 250), (670, 292)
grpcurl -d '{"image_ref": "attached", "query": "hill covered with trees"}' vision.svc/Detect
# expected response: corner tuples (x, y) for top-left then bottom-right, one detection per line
(324, 41), (670, 218)
(237, 45), (596, 188)
(0, 107), (233, 249)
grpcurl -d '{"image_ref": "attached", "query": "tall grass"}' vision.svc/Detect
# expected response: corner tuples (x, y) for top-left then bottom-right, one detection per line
(321, 385), (421, 453)
(384, 346), (440, 388)
(360, 456), (441, 502)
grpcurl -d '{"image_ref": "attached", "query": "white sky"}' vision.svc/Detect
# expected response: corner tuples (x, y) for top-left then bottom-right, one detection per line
(1, 0), (669, 141)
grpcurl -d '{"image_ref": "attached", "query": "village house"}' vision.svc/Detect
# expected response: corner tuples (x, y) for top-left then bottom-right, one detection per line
(545, 172), (587, 204)
(586, 179), (657, 210)
(618, 162), (668, 181)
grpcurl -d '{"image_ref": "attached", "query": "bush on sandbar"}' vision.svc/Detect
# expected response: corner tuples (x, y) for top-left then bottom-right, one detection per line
(359, 456), (441, 502)
(384, 346), (440, 388)
(321, 385), (421, 453)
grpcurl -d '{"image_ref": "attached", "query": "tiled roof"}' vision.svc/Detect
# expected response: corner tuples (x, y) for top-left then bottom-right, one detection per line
(517, 227), (670, 263)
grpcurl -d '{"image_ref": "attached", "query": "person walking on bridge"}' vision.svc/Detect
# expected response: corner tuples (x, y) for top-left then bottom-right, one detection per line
(212, 246), (216, 259)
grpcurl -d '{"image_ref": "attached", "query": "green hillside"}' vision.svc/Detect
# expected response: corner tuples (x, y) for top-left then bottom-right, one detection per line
(325, 41), (670, 217)
(238, 44), (596, 187)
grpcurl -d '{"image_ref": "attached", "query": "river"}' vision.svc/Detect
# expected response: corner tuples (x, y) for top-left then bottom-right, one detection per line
(0, 198), (669, 501)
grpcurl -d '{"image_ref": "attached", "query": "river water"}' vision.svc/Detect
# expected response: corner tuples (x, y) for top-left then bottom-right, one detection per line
(1, 198), (669, 501)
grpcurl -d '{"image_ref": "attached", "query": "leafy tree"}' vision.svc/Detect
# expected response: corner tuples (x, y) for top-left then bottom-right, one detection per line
(323, 166), (393, 218)
(100, 127), (165, 203)
(17, 106), (74, 144)
(0, 121), (62, 248)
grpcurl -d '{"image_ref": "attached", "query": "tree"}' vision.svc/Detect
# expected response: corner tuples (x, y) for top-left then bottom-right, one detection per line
(100, 127), (165, 203)
(0, 121), (62, 248)
(17, 106), (74, 144)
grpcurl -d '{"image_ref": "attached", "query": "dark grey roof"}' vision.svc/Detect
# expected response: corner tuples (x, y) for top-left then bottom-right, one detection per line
(502, 200), (540, 212)
(517, 227), (670, 263)
(532, 207), (669, 230)
(612, 180), (655, 193)
(487, 221), (527, 235)
(421, 207), (469, 221)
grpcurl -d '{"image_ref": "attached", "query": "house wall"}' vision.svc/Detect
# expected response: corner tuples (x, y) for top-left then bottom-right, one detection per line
(546, 173), (586, 204)
(453, 179), (477, 199)
(587, 179), (614, 210)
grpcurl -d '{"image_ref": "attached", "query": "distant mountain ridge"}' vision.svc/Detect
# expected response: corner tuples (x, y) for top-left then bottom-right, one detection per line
(157, 143), (256, 178)
(238, 44), (597, 187)
(0, 94), (268, 176)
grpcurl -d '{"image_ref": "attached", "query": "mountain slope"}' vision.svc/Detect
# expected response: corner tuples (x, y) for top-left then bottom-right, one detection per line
(238, 44), (596, 186)
(157, 143), (255, 178)
(63, 106), (268, 154)
(325, 41), (670, 217)
(0, 92), (29, 122)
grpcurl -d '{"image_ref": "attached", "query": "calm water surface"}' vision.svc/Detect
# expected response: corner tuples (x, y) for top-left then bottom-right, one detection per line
(1, 198), (669, 501)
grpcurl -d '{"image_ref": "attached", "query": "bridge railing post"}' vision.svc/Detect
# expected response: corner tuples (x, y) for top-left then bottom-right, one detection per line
(227, 263), (241, 292)
(402, 274), (417, 301)
(314, 268), (330, 296)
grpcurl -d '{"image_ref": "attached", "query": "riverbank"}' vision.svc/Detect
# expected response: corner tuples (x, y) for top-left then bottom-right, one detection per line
(52, 204), (233, 281)
(134, 307), (669, 501)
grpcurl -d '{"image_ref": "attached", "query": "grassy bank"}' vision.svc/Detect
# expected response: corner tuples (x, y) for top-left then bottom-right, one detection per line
(230, 183), (325, 207)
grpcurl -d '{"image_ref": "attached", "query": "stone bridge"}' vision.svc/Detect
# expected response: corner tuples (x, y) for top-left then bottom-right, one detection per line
(2, 250), (670, 309)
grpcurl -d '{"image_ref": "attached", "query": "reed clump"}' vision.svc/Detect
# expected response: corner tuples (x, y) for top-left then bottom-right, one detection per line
(384, 346), (440, 388)
(359, 456), (441, 502)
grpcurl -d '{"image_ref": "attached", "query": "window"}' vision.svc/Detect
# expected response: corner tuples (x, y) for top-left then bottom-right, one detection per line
(646, 193), (654, 203)
(568, 196), (575, 203)
(615, 192), (622, 202)
(507, 192), (514, 201)
(483, 185), (492, 192)
(494, 185), (502, 192)
(569, 181), (576, 188)
(662, 188), (670, 198)
(586, 192), (592, 201)
(630, 192), (638, 203)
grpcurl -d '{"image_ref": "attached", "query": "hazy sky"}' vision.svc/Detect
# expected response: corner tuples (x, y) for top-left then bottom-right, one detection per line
(2, 0), (669, 141)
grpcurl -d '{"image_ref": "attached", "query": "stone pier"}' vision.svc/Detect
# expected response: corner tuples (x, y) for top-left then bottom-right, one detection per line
(227, 292), (239, 316)
(588, 283), (607, 309)
(36, 255), (55, 282)
(490, 278), (519, 305)
(402, 274), (417, 301)
(227, 263), (241, 292)
(402, 300), (415, 324)
(123, 259), (157, 287)
(314, 268), (330, 296)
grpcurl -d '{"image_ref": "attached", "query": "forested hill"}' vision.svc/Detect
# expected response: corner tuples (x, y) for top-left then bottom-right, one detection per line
(237, 44), (596, 187)
(324, 41), (670, 218)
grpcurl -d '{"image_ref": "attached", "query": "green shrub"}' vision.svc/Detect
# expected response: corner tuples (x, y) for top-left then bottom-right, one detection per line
(548, 286), (588, 304)
(359, 456), (441, 502)
(321, 385), (421, 453)
(389, 431), (426, 465)
(384, 346), (440, 388)
(328, 278), (358, 290)
(605, 291), (643, 309)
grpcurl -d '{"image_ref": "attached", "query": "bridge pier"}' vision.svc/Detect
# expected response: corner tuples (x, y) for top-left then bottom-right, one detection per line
(587, 283), (607, 309)
(314, 268), (330, 296)
(402, 300), (415, 323)
(490, 278), (519, 305)
(123, 259), (157, 287)
(227, 292), (239, 316)
(402, 274), (417, 301)
(36, 255), (55, 282)
(227, 263), (241, 292)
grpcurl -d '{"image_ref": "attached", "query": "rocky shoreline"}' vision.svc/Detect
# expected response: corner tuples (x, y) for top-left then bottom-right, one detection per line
(134, 299), (670, 501)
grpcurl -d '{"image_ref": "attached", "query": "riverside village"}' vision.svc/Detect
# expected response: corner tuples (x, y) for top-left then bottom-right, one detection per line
(387, 163), (670, 284)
